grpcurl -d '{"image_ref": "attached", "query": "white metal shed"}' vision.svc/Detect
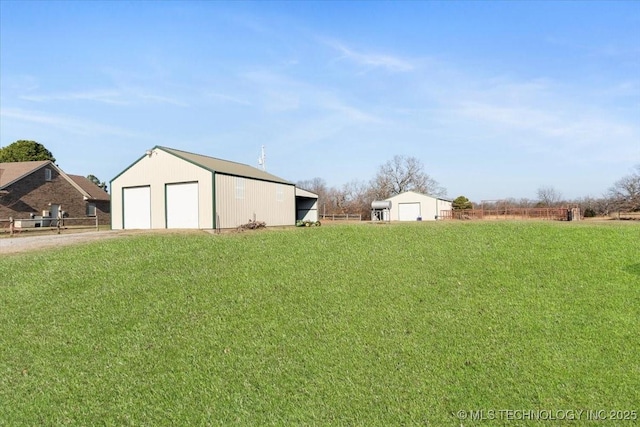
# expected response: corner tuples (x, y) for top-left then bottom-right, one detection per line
(385, 191), (452, 221)
(110, 146), (296, 230)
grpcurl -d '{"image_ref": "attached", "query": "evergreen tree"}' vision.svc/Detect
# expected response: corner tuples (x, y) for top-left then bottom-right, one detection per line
(0, 140), (56, 162)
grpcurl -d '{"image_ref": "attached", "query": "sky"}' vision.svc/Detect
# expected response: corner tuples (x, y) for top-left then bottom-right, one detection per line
(1, 1), (638, 202)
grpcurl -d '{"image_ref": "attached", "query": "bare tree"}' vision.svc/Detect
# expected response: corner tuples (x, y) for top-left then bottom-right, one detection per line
(327, 186), (348, 214)
(297, 177), (329, 215)
(536, 186), (563, 207)
(296, 177), (327, 195)
(608, 164), (640, 212)
(370, 155), (446, 199)
(572, 196), (607, 217)
(342, 179), (374, 219)
(518, 198), (534, 208)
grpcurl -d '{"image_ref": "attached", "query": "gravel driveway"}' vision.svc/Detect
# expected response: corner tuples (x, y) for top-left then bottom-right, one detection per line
(0, 230), (124, 255)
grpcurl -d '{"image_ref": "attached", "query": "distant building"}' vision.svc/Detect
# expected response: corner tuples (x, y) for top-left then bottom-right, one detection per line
(385, 191), (452, 221)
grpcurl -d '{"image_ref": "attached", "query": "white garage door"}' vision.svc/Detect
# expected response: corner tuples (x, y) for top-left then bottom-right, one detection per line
(398, 202), (421, 221)
(166, 182), (199, 229)
(123, 186), (151, 229)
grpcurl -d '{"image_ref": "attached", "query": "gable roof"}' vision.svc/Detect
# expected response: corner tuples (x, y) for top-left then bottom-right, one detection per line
(68, 175), (110, 201)
(0, 161), (104, 201)
(0, 161), (51, 188)
(158, 146), (293, 185)
(386, 190), (452, 202)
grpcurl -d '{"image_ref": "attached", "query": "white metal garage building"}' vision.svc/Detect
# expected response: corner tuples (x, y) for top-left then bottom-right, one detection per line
(110, 146), (299, 230)
(385, 191), (452, 221)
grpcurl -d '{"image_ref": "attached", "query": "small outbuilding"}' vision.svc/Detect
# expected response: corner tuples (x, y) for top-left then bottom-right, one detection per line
(385, 191), (452, 221)
(110, 146), (298, 230)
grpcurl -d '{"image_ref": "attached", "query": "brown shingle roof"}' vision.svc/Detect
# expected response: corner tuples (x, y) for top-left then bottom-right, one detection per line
(68, 175), (111, 201)
(0, 161), (110, 201)
(0, 161), (51, 188)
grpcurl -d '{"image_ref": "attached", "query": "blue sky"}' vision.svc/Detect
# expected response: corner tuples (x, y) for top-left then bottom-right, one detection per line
(1, 1), (638, 202)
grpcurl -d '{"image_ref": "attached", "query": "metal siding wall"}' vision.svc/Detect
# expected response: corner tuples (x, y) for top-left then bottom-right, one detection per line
(215, 174), (295, 228)
(110, 149), (214, 229)
(111, 187), (123, 229)
(423, 197), (436, 220)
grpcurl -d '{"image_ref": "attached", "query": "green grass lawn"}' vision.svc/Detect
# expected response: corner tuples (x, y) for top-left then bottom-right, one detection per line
(1, 222), (638, 426)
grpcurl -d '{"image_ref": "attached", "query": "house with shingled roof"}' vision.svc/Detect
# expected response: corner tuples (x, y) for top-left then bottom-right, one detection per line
(0, 161), (110, 227)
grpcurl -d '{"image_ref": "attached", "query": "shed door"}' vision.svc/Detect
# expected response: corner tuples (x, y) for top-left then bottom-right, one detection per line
(399, 202), (421, 221)
(123, 186), (151, 229)
(166, 182), (199, 229)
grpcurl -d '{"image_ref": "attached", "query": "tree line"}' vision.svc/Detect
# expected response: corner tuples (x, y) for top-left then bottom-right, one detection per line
(462, 170), (640, 217)
(299, 161), (640, 219)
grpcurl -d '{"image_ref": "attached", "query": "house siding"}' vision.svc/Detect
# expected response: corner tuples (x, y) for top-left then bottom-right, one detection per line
(0, 167), (110, 225)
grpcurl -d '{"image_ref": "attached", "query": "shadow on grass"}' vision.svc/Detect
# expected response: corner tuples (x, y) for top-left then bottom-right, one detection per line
(624, 263), (640, 276)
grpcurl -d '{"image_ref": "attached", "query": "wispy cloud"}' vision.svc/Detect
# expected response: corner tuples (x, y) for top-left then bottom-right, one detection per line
(323, 38), (415, 72)
(239, 70), (301, 112)
(242, 69), (383, 123)
(447, 96), (639, 166)
(454, 101), (634, 144)
(597, 80), (640, 98)
(545, 36), (640, 60)
(19, 88), (188, 107)
(21, 90), (128, 105)
(206, 92), (253, 106)
(135, 92), (188, 107)
(0, 107), (141, 138)
(318, 96), (383, 124)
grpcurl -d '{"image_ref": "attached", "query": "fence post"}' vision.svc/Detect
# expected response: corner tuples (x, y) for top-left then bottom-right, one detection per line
(9, 216), (14, 237)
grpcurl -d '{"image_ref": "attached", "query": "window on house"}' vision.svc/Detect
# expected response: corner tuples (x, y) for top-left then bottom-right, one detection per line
(276, 185), (284, 202)
(86, 203), (96, 217)
(235, 177), (245, 199)
(44, 168), (52, 181)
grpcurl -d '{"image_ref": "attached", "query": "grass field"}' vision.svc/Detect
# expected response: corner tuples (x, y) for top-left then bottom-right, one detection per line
(1, 222), (638, 426)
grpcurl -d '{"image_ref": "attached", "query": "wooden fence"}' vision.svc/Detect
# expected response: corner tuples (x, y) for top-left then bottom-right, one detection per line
(440, 207), (573, 221)
(610, 212), (640, 220)
(1, 216), (100, 236)
(319, 214), (362, 221)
